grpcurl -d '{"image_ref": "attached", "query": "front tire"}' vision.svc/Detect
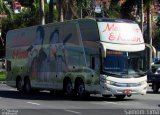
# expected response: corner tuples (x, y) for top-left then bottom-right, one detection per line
(152, 83), (159, 93)
(24, 78), (32, 94)
(76, 81), (87, 98)
(17, 78), (24, 92)
(115, 95), (126, 100)
(64, 80), (73, 97)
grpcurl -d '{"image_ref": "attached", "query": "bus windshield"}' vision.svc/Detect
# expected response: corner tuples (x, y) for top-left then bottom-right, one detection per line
(103, 50), (145, 78)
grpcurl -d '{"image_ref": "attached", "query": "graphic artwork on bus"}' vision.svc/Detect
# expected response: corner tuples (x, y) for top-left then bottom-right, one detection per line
(27, 26), (47, 81)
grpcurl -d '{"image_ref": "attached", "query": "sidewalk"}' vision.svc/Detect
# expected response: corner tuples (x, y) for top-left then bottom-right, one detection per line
(0, 81), (6, 84)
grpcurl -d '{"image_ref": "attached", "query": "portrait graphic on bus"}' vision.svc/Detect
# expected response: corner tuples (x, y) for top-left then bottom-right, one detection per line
(49, 29), (67, 73)
(27, 26), (47, 80)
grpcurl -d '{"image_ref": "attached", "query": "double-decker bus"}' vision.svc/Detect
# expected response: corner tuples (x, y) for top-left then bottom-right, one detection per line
(5, 18), (147, 99)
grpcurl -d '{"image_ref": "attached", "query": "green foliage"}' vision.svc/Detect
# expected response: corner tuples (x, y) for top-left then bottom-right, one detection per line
(107, 3), (121, 18)
(0, 72), (6, 81)
(120, 0), (138, 20)
(76, 0), (89, 9)
(0, 1), (13, 18)
(2, 8), (37, 31)
(33, 2), (58, 23)
(18, 0), (34, 6)
(2, 1), (58, 37)
(153, 17), (160, 49)
(144, 0), (153, 8)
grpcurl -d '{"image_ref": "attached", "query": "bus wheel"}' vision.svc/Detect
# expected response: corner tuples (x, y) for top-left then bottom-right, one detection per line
(24, 78), (32, 94)
(115, 95), (126, 100)
(76, 81), (86, 98)
(64, 80), (73, 96)
(152, 83), (159, 93)
(17, 78), (23, 92)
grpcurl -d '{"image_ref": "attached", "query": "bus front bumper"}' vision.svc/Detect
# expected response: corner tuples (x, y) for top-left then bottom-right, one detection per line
(100, 83), (147, 96)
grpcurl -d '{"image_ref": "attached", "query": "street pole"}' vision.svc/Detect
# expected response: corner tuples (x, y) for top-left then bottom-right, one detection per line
(80, 0), (82, 18)
(149, 5), (153, 70)
(141, 0), (144, 34)
(39, 0), (45, 25)
(58, 0), (63, 22)
(146, 1), (153, 70)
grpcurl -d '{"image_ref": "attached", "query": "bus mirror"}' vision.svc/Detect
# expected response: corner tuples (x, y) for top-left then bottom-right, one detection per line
(6, 60), (11, 71)
(0, 59), (5, 70)
(2, 62), (5, 69)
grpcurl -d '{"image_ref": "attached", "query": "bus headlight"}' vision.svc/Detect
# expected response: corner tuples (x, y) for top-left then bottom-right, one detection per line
(140, 80), (147, 85)
(100, 77), (106, 83)
(106, 80), (115, 85)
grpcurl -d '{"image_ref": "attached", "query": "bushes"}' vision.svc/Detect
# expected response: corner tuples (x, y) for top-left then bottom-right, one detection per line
(0, 71), (6, 81)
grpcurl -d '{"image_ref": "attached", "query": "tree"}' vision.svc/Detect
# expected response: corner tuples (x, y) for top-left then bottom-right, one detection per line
(120, 0), (139, 20)
(57, 0), (63, 22)
(107, 0), (121, 18)
(39, 0), (45, 24)
(0, 0), (13, 57)
(63, 0), (78, 20)
(18, 0), (34, 7)
(49, 0), (54, 23)
(0, 0), (13, 18)
(56, 0), (80, 21)
(76, 0), (94, 18)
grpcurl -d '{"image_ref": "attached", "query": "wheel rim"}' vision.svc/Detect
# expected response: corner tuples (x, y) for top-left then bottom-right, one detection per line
(66, 83), (72, 95)
(78, 84), (85, 96)
(153, 84), (158, 92)
(25, 80), (31, 93)
(25, 82), (30, 93)
(18, 79), (22, 91)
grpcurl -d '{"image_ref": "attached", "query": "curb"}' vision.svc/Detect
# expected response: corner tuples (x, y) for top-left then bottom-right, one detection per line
(0, 81), (6, 84)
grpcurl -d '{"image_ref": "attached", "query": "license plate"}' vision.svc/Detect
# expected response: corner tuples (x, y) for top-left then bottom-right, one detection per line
(123, 90), (132, 94)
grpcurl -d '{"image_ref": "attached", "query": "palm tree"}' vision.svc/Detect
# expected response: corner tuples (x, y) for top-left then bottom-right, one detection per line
(0, 0), (13, 47)
(63, 0), (78, 20)
(0, 0), (13, 18)
(76, 0), (93, 18)
(57, 0), (63, 22)
(49, 0), (54, 23)
(39, 0), (45, 25)
(143, 0), (153, 43)
(57, 0), (79, 21)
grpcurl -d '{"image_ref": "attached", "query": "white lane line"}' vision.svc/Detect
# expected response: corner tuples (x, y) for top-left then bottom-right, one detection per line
(104, 102), (118, 105)
(27, 102), (40, 106)
(65, 110), (81, 114)
(89, 101), (118, 105)
(9, 89), (16, 91)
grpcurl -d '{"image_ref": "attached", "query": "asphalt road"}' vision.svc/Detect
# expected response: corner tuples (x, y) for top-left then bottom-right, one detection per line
(0, 84), (159, 115)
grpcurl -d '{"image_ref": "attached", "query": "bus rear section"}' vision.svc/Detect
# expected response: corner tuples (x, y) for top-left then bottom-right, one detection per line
(5, 19), (101, 97)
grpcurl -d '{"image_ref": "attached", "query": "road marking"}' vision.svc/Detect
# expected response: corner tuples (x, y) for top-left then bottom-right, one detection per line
(27, 102), (40, 106)
(65, 110), (81, 114)
(89, 101), (118, 105)
(9, 88), (16, 91)
(104, 102), (118, 105)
